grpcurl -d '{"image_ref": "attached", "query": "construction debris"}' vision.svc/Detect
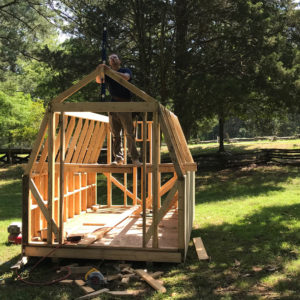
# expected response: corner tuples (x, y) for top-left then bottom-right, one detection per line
(135, 269), (166, 293)
(75, 288), (109, 300)
(75, 279), (95, 294)
(106, 290), (145, 296)
(59, 261), (166, 298)
(10, 256), (28, 272)
(193, 237), (209, 260)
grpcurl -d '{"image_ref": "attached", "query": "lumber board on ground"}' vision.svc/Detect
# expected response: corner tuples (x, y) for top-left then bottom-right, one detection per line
(74, 279), (95, 294)
(193, 237), (209, 260)
(135, 269), (166, 293)
(75, 288), (109, 300)
(107, 290), (145, 296)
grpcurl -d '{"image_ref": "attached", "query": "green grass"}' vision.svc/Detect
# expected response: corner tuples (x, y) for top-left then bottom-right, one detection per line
(1, 140), (300, 299)
(188, 138), (300, 156)
(0, 165), (23, 266)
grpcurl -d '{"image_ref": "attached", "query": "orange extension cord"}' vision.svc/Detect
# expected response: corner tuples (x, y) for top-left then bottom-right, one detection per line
(17, 245), (71, 285)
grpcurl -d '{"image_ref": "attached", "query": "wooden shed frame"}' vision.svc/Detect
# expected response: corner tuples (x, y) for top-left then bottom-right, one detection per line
(22, 65), (196, 263)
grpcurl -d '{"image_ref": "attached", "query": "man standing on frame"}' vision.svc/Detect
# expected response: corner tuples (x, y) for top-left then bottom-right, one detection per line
(97, 54), (142, 166)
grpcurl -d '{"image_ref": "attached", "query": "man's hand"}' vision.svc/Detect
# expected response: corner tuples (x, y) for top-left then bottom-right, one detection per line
(96, 64), (106, 84)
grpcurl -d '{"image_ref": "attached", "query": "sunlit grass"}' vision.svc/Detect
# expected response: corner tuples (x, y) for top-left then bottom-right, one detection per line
(1, 156), (300, 299)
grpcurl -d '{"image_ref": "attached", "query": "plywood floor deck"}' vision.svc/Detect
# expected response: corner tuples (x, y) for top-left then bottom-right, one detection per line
(64, 207), (178, 249)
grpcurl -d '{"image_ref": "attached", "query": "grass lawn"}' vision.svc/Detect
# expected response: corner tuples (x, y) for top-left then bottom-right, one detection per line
(0, 140), (300, 299)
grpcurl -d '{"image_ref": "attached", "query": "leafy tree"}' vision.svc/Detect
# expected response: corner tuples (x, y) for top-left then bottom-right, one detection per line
(0, 91), (45, 148)
(29, 0), (300, 150)
(0, 0), (58, 72)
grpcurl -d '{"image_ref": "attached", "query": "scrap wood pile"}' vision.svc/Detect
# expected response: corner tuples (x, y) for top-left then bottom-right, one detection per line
(57, 261), (166, 299)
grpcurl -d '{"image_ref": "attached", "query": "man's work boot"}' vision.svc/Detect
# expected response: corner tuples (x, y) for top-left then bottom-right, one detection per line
(132, 159), (142, 167)
(112, 156), (124, 165)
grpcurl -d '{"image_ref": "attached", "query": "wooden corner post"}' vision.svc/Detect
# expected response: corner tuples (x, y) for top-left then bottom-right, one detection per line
(152, 105), (160, 248)
(22, 174), (30, 247)
(48, 110), (55, 244)
(59, 112), (65, 244)
(142, 113), (147, 247)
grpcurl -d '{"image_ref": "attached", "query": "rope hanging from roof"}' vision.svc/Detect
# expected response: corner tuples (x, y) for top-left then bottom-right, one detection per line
(100, 22), (107, 102)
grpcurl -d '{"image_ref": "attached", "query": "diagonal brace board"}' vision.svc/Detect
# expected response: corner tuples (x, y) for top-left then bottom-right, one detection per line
(103, 173), (141, 203)
(78, 206), (140, 245)
(29, 178), (59, 238)
(144, 182), (178, 244)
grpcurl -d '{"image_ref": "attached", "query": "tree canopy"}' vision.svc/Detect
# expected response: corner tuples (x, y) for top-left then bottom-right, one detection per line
(0, 0), (299, 150)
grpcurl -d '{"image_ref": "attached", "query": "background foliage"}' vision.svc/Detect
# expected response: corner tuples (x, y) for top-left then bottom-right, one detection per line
(0, 0), (300, 150)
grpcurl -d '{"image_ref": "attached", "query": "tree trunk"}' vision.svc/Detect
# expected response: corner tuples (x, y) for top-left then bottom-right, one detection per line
(218, 117), (225, 153)
(173, 0), (190, 139)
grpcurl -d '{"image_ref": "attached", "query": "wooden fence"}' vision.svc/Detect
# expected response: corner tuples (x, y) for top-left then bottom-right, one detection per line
(191, 149), (300, 171)
(0, 149), (31, 164)
(2, 148), (300, 171)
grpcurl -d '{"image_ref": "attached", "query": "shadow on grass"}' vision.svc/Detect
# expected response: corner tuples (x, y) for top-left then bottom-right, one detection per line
(163, 203), (300, 299)
(0, 257), (78, 300)
(196, 166), (300, 204)
(0, 252), (22, 274)
(0, 181), (22, 220)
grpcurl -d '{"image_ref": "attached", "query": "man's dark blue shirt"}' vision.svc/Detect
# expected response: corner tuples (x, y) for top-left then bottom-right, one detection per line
(106, 68), (132, 100)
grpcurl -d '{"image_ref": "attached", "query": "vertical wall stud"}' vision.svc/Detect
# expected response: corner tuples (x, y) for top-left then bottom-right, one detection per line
(47, 111), (55, 244)
(59, 112), (65, 244)
(142, 113), (147, 247)
(152, 107), (160, 248)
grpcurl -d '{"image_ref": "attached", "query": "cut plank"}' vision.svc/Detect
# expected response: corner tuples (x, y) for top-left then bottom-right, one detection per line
(107, 290), (145, 296)
(106, 274), (121, 281)
(74, 279), (95, 294)
(193, 237), (209, 260)
(75, 288), (109, 300)
(58, 279), (73, 284)
(78, 206), (140, 245)
(135, 269), (166, 293)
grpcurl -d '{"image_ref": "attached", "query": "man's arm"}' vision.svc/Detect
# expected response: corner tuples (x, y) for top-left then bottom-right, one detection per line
(96, 64), (130, 83)
(115, 71), (130, 81)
